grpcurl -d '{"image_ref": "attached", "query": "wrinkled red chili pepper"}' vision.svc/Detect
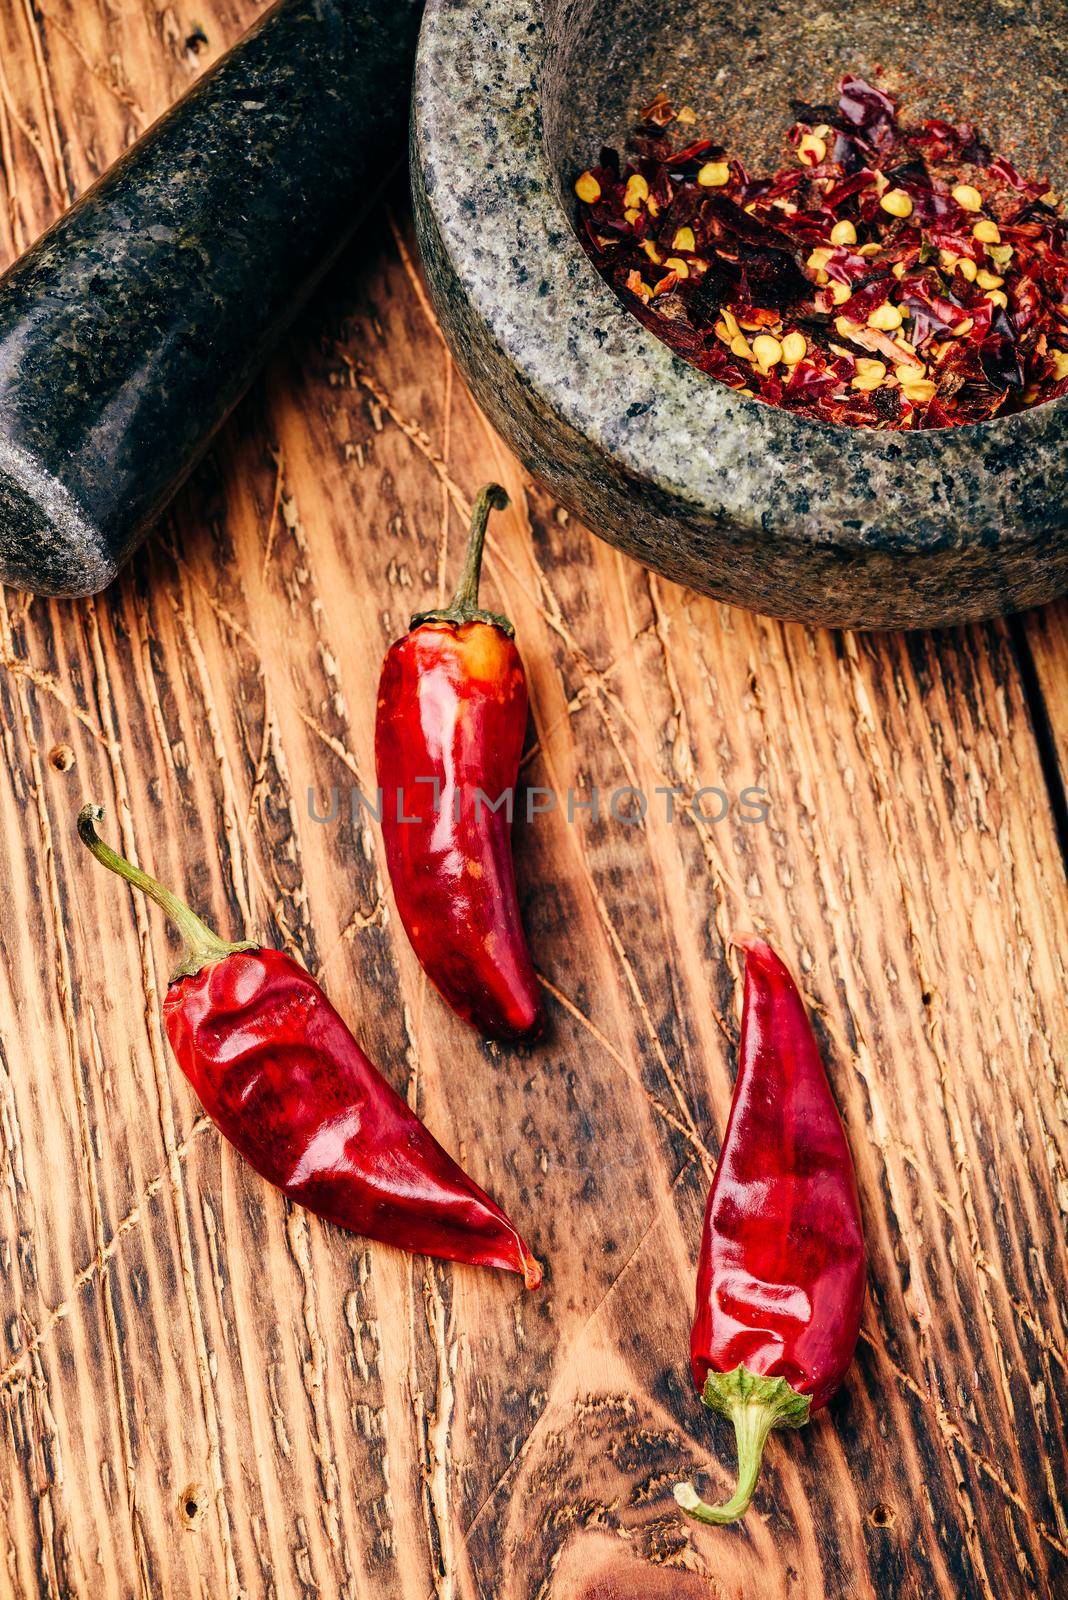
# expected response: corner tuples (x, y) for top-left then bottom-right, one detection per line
(575, 77), (1068, 428)
(375, 485), (543, 1041)
(675, 938), (865, 1525)
(77, 805), (542, 1287)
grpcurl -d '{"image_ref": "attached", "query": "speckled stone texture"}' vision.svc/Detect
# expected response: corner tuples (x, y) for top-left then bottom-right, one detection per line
(0, 0), (422, 596)
(412, 0), (1068, 629)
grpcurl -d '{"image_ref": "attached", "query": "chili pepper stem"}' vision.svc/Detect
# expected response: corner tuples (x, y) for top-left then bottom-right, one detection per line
(77, 803), (257, 981)
(409, 484), (514, 635)
(674, 1365), (812, 1527)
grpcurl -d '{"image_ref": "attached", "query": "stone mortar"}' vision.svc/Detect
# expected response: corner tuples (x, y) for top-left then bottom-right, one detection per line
(412, 0), (1068, 630)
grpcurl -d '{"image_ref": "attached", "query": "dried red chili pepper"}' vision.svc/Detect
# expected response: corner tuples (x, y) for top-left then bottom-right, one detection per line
(675, 938), (865, 1524)
(77, 804), (542, 1287)
(375, 485), (543, 1041)
(575, 76), (1068, 428)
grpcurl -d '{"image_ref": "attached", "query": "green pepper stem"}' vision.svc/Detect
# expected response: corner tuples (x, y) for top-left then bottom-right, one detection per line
(674, 1399), (776, 1523)
(451, 482), (508, 614)
(77, 803), (256, 980)
(410, 483), (514, 635)
(674, 1365), (812, 1528)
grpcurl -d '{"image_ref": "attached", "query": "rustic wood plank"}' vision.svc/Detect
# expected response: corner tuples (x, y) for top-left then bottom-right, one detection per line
(0, 7), (1065, 1599)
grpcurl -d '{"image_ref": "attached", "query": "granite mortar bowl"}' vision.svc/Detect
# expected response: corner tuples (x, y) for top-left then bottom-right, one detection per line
(412, 0), (1068, 630)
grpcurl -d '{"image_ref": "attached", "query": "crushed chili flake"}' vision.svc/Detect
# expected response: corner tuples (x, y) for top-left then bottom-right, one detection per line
(574, 76), (1068, 428)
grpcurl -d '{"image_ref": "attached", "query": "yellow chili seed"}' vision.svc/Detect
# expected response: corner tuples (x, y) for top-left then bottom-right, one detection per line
(798, 132), (827, 165)
(624, 175), (650, 211)
(647, 196), (660, 218)
(893, 337), (918, 359)
(666, 256), (690, 278)
(697, 161), (731, 187)
(852, 357), (885, 389)
(939, 249), (959, 270)
(714, 319), (731, 344)
(976, 267), (1003, 289)
(955, 258), (978, 282)
(830, 281), (852, 306)
(902, 378), (937, 403)
(857, 242), (882, 257)
(880, 189), (913, 218)
(985, 288), (1008, 308)
(623, 207), (640, 225)
(807, 247), (832, 270)
(972, 217), (1001, 244)
(641, 240), (662, 264)
(722, 309), (741, 339)
(1051, 350), (1068, 380)
(834, 315), (862, 337)
(953, 317), (975, 337)
(781, 331), (807, 364)
(677, 105), (696, 125)
(895, 361), (924, 382)
(575, 171), (601, 204)
(952, 183), (983, 212)
(672, 226), (696, 252)
(730, 334), (753, 360)
(830, 219), (857, 246)
(868, 302), (903, 331)
(892, 261), (907, 279)
(752, 335), (784, 370)
(988, 243), (1014, 269)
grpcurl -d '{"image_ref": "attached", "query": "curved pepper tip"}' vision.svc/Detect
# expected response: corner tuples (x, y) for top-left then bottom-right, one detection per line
(730, 932), (792, 982)
(499, 993), (546, 1044)
(519, 1245), (543, 1290)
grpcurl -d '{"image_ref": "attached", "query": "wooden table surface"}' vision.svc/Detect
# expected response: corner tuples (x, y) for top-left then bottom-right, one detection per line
(0, 5), (1066, 1598)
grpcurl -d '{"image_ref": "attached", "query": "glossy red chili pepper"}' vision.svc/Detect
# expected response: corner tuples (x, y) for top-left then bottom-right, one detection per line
(675, 937), (865, 1525)
(77, 805), (541, 1287)
(375, 485), (543, 1041)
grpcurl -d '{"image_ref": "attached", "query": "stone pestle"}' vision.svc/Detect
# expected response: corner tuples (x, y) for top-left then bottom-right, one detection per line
(0, 0), (423, 596)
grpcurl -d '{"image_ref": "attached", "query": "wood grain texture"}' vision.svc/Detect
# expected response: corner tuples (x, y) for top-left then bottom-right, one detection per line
(0, 5), (1065, 1597)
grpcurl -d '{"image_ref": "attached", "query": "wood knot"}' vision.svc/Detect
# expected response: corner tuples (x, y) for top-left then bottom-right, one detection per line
(48, 744), (75, 773)
(179, 1483), (207, 1530)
